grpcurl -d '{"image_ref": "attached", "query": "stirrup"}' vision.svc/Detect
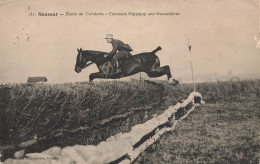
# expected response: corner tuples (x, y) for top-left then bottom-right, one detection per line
(116, 68), (122, 73)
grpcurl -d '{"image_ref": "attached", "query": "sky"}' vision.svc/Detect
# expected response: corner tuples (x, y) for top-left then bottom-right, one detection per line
(0, 0), (260, 83)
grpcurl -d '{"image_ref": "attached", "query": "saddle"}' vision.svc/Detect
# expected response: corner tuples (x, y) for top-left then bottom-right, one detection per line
(112, 54), (132, 72)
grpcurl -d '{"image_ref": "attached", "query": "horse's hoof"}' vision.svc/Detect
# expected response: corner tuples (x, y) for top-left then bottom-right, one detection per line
(169, 78), (179, 86)
(170, 82), (178, 86)
(174, 80), (179, 85)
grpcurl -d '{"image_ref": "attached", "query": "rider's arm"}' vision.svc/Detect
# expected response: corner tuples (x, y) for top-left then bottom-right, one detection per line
(108, 40), (118, 56)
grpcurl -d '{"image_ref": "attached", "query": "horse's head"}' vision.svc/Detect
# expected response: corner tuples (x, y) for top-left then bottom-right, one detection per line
(74, 48), (93, 73)
(75, 48), (107, 73)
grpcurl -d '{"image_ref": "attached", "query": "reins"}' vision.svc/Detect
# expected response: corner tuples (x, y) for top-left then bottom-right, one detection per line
(84, 62), (94, 68)
(82, 50), (111, 68)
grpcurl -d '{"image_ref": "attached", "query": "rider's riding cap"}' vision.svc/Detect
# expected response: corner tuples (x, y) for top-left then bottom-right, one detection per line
(104, 34), (113, 39)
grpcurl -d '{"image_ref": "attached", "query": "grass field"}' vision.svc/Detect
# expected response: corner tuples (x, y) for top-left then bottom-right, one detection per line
(0, 79), (260, 162)
(134, 80), (260, 164)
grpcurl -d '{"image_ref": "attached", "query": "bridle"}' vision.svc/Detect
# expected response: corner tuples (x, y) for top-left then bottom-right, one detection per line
(77, 49), (107, 69)
(78, 51), (94, 69)
(83, 61), (94, 68)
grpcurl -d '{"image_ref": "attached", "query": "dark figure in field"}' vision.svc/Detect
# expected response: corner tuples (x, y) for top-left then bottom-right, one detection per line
(74, 46), (179, 85)
(104, 34), (133, 73)
(27, 77), (47, 83)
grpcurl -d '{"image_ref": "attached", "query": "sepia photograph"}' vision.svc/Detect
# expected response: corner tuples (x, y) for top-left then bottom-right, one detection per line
(0, 0), (260, 163)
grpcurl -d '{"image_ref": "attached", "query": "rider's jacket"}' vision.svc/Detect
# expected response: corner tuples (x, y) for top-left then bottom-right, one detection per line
(109, 39), (133, 56)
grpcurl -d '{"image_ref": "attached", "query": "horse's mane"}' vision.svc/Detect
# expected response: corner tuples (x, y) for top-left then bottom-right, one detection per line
(83, 50), (106, 56)
(81, 50), (108, 64)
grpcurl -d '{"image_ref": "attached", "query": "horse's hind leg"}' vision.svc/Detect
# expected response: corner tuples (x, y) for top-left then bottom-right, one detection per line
(146, 65), (171, 79)
(146, 65), (179, 85)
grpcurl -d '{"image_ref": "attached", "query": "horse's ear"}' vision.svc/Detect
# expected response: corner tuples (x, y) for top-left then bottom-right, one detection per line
(80, 48), (82, 52)
(77, 48), (79, 52)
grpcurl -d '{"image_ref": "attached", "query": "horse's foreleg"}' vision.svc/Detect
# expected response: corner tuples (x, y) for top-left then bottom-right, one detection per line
(89, 72), (107, 82)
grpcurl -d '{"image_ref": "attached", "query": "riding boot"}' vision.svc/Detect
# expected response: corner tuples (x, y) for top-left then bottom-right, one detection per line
(115, 61), (122, 73)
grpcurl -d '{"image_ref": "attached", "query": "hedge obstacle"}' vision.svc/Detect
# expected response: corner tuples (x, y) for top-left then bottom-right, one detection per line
(4, 92), (204, 164)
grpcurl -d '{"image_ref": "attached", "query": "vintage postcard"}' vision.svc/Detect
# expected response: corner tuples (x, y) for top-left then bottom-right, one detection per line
(0, 0), (260, 163)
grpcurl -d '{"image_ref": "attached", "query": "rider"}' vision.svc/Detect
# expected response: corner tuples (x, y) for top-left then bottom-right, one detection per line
(104, 34), (133, 73)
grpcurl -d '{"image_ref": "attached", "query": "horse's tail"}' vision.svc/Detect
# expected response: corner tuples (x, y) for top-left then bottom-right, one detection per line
(152, 46), (162, 54)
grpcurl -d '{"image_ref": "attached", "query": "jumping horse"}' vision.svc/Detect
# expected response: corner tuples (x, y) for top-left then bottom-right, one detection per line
(74, 46), (179, 85)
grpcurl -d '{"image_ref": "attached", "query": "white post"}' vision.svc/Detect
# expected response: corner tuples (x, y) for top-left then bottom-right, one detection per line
(188, 38), (195, 92)
(189, 60), (195, 92)
(255, 0), (260, 48)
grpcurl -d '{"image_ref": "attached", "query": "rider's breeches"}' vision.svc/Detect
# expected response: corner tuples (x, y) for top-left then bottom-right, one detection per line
(113, 50), (130, 61)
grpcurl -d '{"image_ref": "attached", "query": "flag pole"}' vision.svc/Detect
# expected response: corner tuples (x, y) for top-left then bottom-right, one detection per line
(189, 60), (195, 92)
(188, 38), (195, 92)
